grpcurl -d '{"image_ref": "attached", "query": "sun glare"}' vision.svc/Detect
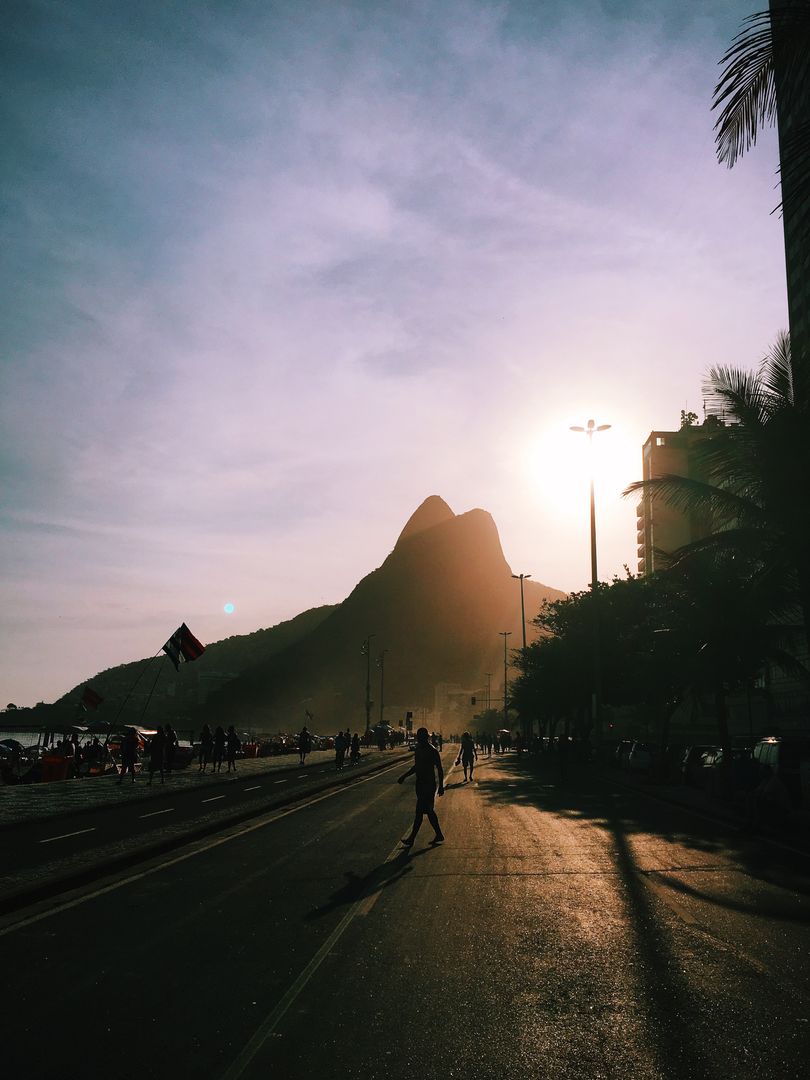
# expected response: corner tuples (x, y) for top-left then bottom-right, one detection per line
(523, 422), (641, 523)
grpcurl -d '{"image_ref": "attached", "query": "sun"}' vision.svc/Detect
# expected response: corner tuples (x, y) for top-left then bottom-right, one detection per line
(523, 421), (641, 524)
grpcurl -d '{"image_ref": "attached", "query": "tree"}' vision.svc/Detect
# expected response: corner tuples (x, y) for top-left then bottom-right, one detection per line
(713, 4), (810, 217)
(625, 333), (810, 654)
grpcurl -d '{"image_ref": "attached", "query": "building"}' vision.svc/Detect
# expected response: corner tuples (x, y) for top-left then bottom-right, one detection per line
(636, 426), (709, 575)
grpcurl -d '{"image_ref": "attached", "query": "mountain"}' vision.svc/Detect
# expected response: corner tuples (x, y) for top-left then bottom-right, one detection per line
(202, 497), (566, 730)
(43, 605), (336, 728)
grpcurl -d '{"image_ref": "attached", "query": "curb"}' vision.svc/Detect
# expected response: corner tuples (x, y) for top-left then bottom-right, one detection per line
(0, 751), (394, 833)
(0, 752), (411, 918)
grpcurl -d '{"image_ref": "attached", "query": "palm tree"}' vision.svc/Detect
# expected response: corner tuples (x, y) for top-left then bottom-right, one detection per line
(713, 3), (810, 212)
(625, 333), (810, 653)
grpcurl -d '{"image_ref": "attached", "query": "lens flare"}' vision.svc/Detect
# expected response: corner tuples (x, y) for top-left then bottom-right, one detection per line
(224, 602), (235, 614)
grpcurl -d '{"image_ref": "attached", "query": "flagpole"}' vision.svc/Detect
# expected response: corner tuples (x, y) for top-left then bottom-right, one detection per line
(104, 649), (163, 746)
(138, 660), (165, 727)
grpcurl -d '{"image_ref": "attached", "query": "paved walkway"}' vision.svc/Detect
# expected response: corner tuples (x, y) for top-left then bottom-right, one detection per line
(0, 748), (399, 827)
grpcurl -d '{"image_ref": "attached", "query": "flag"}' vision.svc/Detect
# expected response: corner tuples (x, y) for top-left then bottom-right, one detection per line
(81, 686), (103, 711)
(162, 623), (206, 671)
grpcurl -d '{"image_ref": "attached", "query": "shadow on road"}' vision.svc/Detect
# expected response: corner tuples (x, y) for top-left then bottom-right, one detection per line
(473, 753), (810, 1080)
(305, 844), (435, 921)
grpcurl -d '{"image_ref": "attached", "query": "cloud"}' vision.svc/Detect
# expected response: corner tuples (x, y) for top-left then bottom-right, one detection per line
(0, 0), (789, 703)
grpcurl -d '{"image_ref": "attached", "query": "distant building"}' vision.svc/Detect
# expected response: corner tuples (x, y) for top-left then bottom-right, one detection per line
(636, 426), (710, 575)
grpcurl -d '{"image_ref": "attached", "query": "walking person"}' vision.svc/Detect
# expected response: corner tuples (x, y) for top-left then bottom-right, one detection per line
(334, 730), (347, 770)
(212, 726), (226, 772)
(298, 725), (312, 766)
(164, 723), (178, 775)
(147, 726), (166, 786)
(350, 732), (361, 765)
(455, 730), (477, 782)
(198, 724), (213, 774)
(117, 728), (138, 784)
(225, 725), (241, 773)
(398, 727), (444, 846)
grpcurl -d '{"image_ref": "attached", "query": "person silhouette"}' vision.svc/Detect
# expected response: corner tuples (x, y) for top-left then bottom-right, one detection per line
(455, 730), (477, 782)
(398, 726), (444, 846)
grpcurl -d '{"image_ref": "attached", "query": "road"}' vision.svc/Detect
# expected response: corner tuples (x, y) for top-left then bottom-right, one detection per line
(3, 751), (809, 1080)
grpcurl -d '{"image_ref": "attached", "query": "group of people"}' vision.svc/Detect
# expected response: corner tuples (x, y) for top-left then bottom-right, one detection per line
(472, 732), (512, 756)
(117, 723), (181, 785)
(196, 725), (242, 776)
(334, 729), (361, 769)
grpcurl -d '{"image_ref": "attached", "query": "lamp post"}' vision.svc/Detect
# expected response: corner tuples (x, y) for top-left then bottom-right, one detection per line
(377, 649), (388, 727)
(512, 572), (532, 744)
(499, 631), (512, 731)
(361, 635), (375, 733)
(485, 672), (492, 713)
(570, 418), (611, 743)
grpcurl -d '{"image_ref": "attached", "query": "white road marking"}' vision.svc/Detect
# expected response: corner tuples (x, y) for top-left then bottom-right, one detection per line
(297, 774), (307, 778)
(274, 779), (289, 784)
(38, 827), (96, 845)
(138, 808), (175, 819)
(1, 757), (407, 940)
(243, 786), (261, 792)
(201, 795), (226, 804)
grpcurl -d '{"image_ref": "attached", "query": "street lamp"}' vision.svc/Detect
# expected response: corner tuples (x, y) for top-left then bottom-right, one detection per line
(512, 573), (532, 742)
(361, 635), (375, 733)
(570, 418), (611, 743)
(485, 672), (492, 713)
(376, 649), (388, 727)
(511, 573), (532, 650)
(499, 631), (512, 731)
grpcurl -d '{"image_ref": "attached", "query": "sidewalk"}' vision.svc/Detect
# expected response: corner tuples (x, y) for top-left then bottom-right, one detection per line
(0, 748), (391, 829)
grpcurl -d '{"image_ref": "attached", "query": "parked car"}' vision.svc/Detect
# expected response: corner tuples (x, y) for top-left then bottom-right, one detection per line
(613, 740), (634, 770)
(751, 735), (810, 817)
(627, 742), (654, 773)
(698, 746), (754, 797)
(681, 745), (718, 787)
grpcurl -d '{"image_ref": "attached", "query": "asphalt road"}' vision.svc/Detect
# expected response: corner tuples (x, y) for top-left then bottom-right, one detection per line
(3, 751), (809, 1080)
(2, 753), (405, 879)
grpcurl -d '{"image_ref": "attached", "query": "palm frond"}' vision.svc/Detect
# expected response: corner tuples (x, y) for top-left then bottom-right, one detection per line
(713, 6), (810, 168)
(713, 11), (776, 168)
(759, 330), (794, 405)
(624, 474), (765, 525)
(703, 365), (768, 425)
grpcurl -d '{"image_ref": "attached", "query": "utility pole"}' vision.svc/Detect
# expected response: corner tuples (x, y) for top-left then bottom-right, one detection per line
(499, 631), (511, 730)
(361, 634), (375, 733)
(485, 672), (492, 713)
(511, 572), (532, 649)
(570, 419), (611, 744)
(377, 649), (388, 727)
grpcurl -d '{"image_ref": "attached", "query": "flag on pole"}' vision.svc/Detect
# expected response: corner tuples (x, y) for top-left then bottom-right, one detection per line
(80, 686), (103, 711)
(162, 623), (206, 671)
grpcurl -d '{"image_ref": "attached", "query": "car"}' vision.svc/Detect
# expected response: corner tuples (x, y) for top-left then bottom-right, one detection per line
(681, 745), (717, 787)
(613, 740), (634, 770)
(751, 735), (810, 817)
(627, 742), (654, 773)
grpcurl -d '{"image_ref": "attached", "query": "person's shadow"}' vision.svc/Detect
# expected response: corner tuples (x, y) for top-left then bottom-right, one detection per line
(306, 845), (435, 921)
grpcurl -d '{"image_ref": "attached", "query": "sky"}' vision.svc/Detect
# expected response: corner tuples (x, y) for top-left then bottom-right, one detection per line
(1, 0), (790, 707)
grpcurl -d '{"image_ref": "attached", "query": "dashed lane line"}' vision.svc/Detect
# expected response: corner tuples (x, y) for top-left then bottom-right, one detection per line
(243, 786), (261, 792)
(38, 828), (97, 845)
(1, 758), (407, 939)
(201, 795), (226, 804)
(138, 808), (175, 820)
(273, 779), (289, 784)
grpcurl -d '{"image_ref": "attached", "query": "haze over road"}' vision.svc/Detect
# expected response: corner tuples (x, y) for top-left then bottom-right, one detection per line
(3, 753), (809, 1080)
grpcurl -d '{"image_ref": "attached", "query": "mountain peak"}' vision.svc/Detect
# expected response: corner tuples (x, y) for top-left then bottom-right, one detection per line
(396, 495), (455, 546)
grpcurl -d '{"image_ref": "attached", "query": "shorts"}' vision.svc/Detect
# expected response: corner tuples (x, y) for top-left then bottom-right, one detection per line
(415, 781), (437, 813)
